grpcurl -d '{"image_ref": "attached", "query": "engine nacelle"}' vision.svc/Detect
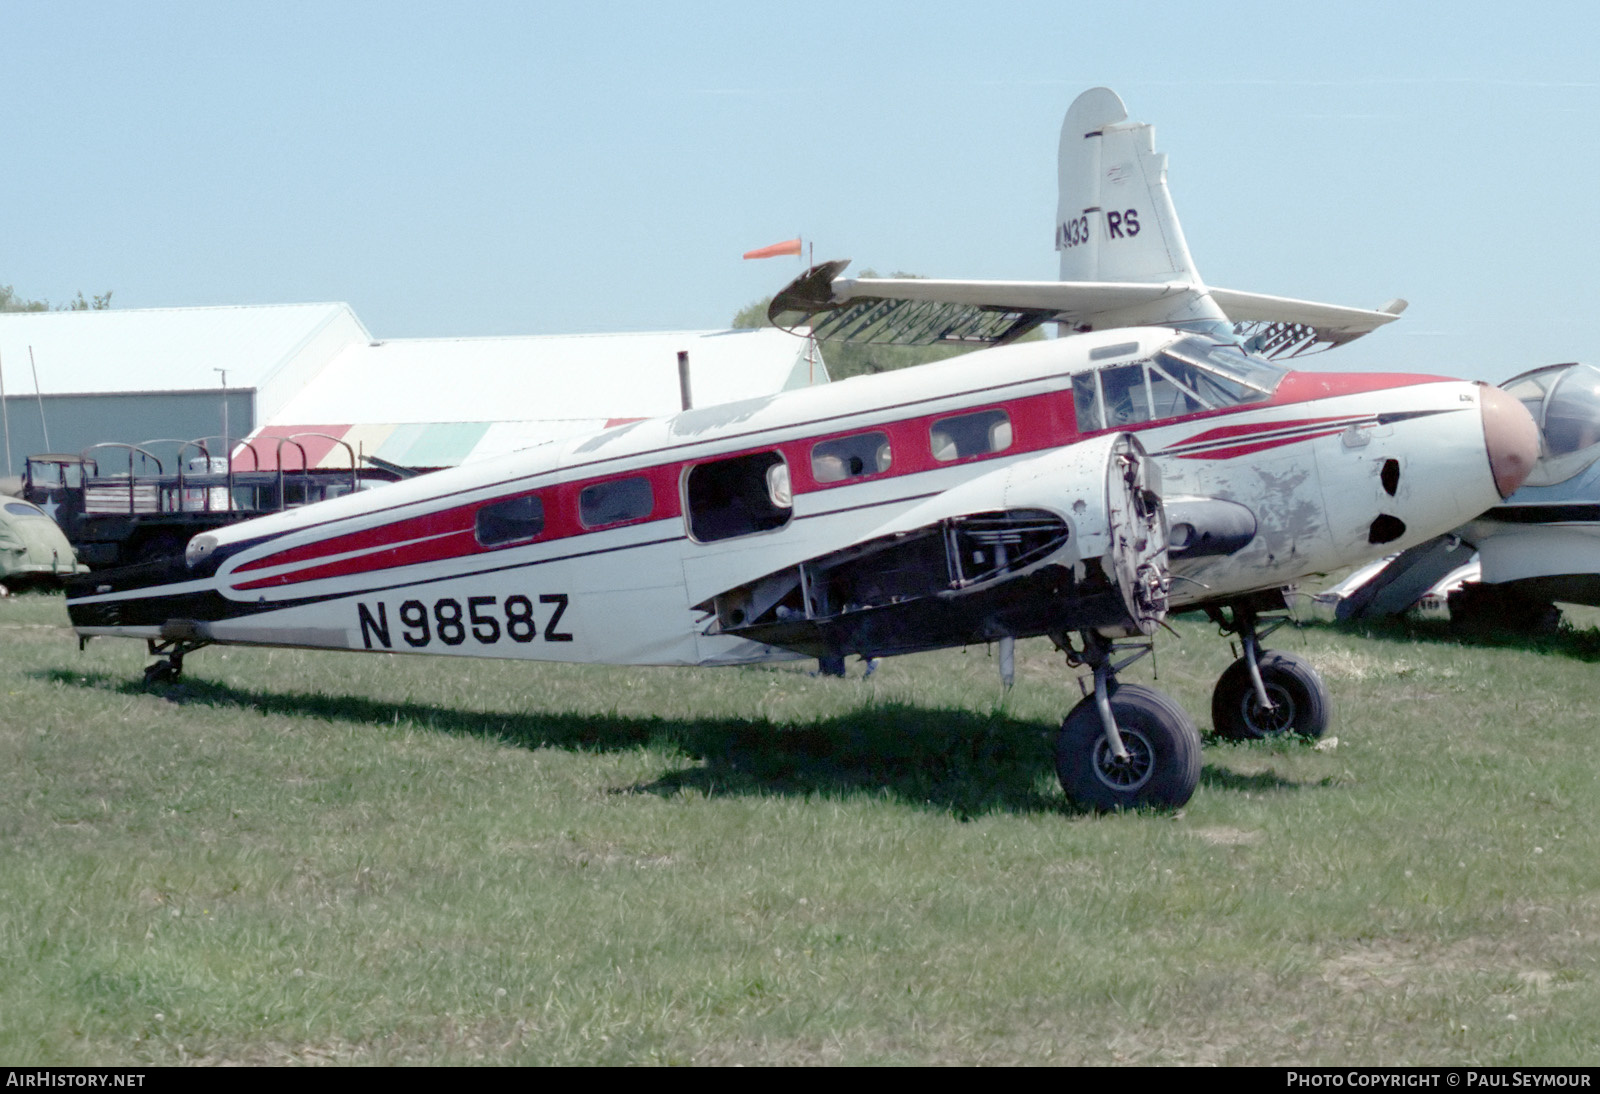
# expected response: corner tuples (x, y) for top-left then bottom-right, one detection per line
(703, 432), (1170, 659)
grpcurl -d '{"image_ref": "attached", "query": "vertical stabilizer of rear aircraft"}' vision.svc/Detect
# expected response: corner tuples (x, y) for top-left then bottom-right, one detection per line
(1057, 88), (1224, 328)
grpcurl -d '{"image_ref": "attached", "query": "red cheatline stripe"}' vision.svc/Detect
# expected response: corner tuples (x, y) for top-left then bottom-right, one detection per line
(233, 504), (478, 574)
(1170, 415), (1353, 447)
(1173, 429), (1348, 461)
(1160, 418), (1364, 457)
(233, 529), (479, 591)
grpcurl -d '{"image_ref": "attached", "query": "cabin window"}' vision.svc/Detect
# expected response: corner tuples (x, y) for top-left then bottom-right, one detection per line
(930, 409), (1012, 462)
(812, 432), (892, 483)
(1074, 359), (1209, 431)
(4, 501), (45, 519)
(1097, 364), (1152, 427)
(476, 493), (546, 547)
(685, 451), (792, 542)
(1073, 373), (1104, 431)
(579, 476), (654, 528)
(1145, 362), (1209, 419)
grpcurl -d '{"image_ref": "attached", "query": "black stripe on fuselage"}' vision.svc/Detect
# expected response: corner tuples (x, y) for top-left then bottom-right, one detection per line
(1480, 504), (1600, 524)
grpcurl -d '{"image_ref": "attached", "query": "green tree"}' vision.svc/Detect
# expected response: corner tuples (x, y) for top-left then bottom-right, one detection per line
(733, 270), (1035, 380)
(65, 290), (114, 311)
(0, 284), (113, 313)
(731, 296), (770, 330)
(0, 285), (49, 313)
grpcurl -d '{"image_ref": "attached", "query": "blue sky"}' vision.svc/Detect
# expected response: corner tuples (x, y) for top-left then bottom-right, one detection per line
(3, 1), (1597, 380)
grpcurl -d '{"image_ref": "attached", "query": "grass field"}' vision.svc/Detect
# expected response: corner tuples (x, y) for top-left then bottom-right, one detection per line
(1, 589), (1597, 1065)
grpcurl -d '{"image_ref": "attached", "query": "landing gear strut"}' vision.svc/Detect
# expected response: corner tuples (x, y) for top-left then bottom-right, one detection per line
(1052, 631), (1201, 811)
(143, 637), (208, 685)
(1206, 602), (1330, 740)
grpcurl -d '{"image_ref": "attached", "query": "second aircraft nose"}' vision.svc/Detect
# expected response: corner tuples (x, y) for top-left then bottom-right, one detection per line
(1480, 384), (1540, 498)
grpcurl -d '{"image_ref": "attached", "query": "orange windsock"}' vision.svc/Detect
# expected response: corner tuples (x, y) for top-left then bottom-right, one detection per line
(742, 237), (803, 259)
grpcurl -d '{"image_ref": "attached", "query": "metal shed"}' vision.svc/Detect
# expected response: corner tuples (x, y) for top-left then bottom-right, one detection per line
(0, 303), (369, 477)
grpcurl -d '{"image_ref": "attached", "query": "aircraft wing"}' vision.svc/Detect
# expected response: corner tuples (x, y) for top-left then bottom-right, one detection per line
(1211, 287), (1407, 359)
(768, 260), (1405, 359)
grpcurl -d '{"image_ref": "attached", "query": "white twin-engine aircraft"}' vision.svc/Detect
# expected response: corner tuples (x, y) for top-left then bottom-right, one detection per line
(66, 88), (1539, 811)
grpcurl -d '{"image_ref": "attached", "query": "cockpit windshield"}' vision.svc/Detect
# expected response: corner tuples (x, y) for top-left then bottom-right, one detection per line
(1502, 363), (1600, 488)
(1072, 337), (1288, 431)
(1159, 338), (1289, 397)
(1504, 363), (1600, 459)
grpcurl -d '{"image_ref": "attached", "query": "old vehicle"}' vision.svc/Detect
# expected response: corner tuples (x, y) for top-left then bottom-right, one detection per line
(0, 494), (86, 588)
(23, 434), (392, 569)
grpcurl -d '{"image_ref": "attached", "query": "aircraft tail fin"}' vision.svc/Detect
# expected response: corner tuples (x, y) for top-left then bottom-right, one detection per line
(1057, 87), (1203, 289)
(764, 88), (1403, 359)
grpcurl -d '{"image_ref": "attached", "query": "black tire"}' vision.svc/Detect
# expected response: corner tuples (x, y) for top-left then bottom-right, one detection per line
(143, 659), (180, 685)
(1055, 682), (1202, 811)
(1210, 650), (1330, 740)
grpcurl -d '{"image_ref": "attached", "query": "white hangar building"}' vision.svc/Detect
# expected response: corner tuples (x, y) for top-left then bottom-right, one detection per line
(0, 303), (365, 476)
(0, 305), (827, 476)
(248, 327), (828, 471)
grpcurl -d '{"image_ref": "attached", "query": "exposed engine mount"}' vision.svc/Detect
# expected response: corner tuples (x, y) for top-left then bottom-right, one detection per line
(701, 433), (1170, 660)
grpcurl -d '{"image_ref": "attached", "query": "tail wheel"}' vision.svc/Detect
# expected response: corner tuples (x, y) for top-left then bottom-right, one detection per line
(1211, 650), (1331, 740)
(143, 659), (181, 685)
(1056, 683), (1202, 811)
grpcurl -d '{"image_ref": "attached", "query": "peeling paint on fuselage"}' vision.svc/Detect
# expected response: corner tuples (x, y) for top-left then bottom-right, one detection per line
(1150, 382), (1496, 608)
(668, 396), (779, 437)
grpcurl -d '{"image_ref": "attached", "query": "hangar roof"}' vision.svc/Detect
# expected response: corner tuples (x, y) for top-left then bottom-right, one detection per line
(249, 327), (827, 468)
(268, 327), (823, 423)
(0, 303), (368, 395)
(0, 305), (826, 472)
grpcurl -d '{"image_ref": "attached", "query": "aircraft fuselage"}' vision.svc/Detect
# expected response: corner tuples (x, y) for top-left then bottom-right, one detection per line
(67, 326), (1524, 670)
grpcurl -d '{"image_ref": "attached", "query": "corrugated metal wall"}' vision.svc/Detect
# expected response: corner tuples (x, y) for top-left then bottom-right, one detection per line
(0, 390), (255, 474)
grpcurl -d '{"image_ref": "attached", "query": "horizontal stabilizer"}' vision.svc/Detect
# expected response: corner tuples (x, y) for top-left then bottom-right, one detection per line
(768, 261), (1400, 358)
(1212, 287), (1407, 359)
(767, 260), (1191, 347)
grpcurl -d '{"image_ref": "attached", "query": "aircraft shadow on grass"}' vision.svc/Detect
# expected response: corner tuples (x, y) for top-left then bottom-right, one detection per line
(1314, 617), (1600, 663)
(42, 669), (1311, 818)
(1197, 766), (1303, 795)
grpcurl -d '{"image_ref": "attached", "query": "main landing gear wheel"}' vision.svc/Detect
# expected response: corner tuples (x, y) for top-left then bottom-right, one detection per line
(1211, 650), (1330, 740)
(1056, 683), (1202, 811)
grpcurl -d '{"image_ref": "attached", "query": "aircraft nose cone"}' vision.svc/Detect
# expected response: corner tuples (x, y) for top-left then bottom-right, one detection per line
(1480, 384), (1540, 498)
